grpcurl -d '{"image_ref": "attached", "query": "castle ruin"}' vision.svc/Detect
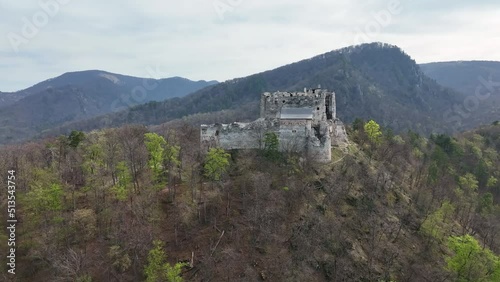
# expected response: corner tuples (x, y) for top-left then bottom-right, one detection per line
(201, 87), (348, 162)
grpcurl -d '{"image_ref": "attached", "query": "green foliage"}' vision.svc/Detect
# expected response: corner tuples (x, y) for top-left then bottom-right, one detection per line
(475, 160), (489, 188)
(108, 246), (132, 273)
(145, 133), (167, 182)
(72, 209), (97, 241)
(487, 176), (498, 188)
(144, 132), (181, 184)
(469, 143), (483, 159)
(144, 240), (187, 282)
(478, 193), (494, 214)
(431, 134), (462, 156)
(285, 155), (302, 175)
(145, 240), (168, 282)
(392, 135), (405, 145)
(32, 183), (63, 213)
(458, 173), (479, 191)
(25, 168), (64, 216)
(421, 201), (455, 241)
(263, 132), (280, 161)
(83, 143), (105, 175)
(204, 148), (231, 182)
(165, 262), (186, 282)
(352, 118), (365, 131)
(446, 235), (500, 281)
(68, 130), (86, 148)
(364, 120), (382, 144)
(76, 274), (92, 282)
(484, 148), (498, 164)
(82, 141), (106, 194)
(114, 161), (131, 201)
(455, 174), (479, 222)
(407, 130), (422, 148)
(383, 127), (394, 141)
(162, 140), (181, 178)
(163, 144), (181, 167)
(264, 132), (279, 151)
(431, 146), (448, 169)
(427, 162), (439, 184)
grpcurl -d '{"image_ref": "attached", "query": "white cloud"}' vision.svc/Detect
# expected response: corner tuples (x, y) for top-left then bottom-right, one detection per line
(1, 0), (499, 91)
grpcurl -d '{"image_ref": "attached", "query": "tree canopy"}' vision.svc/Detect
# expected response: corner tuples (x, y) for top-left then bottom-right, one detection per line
(364, 120), (382, 144)
(204, 148), (231, 182)
(446, 235), (500, 281)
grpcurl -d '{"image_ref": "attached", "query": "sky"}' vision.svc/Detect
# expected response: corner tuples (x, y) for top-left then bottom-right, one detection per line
(1, 0), (500, 92)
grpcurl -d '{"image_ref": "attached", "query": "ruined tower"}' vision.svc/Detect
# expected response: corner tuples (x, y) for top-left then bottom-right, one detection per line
(201, 87), (346, 162)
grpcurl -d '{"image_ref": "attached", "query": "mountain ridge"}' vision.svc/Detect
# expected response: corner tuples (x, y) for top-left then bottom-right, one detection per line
(420, 60), (500, 132)
(0, 70), (218, 143)
(0, 70), (218, 107)
(420, 60), (500, 95)
(40, 42), (466, 140)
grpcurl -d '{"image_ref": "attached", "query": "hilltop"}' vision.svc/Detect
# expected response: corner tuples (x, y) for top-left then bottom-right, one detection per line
(0, 70), (217, 144)
(39, 43), (466, 141)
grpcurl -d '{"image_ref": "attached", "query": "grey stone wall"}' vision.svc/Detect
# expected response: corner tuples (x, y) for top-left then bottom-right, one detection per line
(219, 129), (261, 150)
(202, 88), (347, 163)
(278, 119), (310, 152)
(260, 89), (331, 121)
(201, 120), (270, 151)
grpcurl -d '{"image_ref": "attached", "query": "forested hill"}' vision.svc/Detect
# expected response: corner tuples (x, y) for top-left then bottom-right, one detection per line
(0, 70), (218, 108)
(1, 117), (500, 281)
(41, 43), (465, 139)
(420, 61), (500, 96)
(0, 70), (217, 144)
(420, 61), (500, 130)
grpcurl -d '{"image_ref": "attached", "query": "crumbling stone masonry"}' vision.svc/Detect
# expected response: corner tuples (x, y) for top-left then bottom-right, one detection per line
(201, 87), (348, 162)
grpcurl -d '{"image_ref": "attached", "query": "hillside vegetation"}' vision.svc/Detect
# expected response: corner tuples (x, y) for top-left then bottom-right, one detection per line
(1, 119), (500, 281)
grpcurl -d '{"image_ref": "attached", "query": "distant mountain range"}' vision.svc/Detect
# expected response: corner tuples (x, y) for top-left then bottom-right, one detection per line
(3, 44), (500, 145)
(420, 61), (500, 95)
(420, 61), (500, 131)
(40, 43), (467, 140)
(0, 70), (217, 143)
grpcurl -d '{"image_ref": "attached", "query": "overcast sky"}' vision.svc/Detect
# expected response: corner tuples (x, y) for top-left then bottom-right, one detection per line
(1, 0), (499, 92)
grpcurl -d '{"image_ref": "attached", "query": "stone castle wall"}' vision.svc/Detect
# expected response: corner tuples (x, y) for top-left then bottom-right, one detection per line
(201, 88), (345, 162)
(260, 89), (335, 121)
